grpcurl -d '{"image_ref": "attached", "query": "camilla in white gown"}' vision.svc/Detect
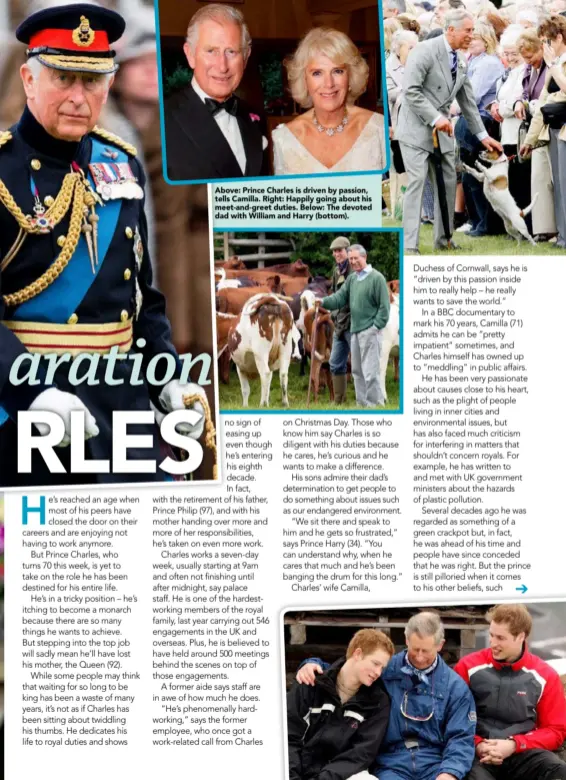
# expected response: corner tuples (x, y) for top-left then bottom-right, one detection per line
(272, 112), (386, 175)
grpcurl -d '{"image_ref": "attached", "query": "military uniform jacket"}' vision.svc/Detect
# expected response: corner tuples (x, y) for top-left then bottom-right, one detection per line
(0, 107), (181, 486)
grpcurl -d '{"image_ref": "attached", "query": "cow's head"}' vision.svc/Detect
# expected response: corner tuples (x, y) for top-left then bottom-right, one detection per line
(291, 324), (303, 361)
(293, 259), (310, 276)
(267, 274), (285, 294)
(226, 255), (246, 270)
(300, 290), (316, 312)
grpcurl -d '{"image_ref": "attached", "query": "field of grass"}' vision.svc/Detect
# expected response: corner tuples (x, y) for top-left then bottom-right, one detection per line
(383, 217), (565, 256)
(220, 359), (401, 412)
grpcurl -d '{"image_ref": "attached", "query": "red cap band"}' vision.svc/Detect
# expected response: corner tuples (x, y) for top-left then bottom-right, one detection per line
(29, 28), (110, 52)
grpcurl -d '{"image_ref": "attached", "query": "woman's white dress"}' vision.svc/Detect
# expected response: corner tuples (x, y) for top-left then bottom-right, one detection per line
(272, 112), (386, 175)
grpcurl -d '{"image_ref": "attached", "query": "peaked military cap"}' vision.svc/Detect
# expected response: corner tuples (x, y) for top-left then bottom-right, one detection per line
(16, 3), (125, 74)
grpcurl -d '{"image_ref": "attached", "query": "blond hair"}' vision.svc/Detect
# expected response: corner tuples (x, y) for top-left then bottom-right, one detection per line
(285, 27), (369, 109)
(517, 28), (543, 53)
(473, 21), (499, 54)
(384, 17), (403, 52)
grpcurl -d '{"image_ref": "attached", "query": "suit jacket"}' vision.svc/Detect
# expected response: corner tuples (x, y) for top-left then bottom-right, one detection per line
(164, 83), (267, 181)
(396, 35), (485, 154)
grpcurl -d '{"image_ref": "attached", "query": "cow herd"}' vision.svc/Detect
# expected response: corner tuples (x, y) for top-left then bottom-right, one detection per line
(215, 256), (400, 408)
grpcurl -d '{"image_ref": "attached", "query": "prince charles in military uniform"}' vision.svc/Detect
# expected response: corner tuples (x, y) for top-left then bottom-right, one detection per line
(0, 3), (211, 487)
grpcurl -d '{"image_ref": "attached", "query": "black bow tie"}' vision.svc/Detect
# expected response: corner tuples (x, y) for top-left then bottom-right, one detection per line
(204, 96), (238, 117)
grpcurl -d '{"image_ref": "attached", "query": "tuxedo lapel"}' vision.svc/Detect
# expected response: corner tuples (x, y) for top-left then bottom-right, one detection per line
(236, 105), (263, 177)
(172, 85), (243, 178)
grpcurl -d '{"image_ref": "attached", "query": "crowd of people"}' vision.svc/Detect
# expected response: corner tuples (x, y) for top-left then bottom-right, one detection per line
(384, 0), (566, 248)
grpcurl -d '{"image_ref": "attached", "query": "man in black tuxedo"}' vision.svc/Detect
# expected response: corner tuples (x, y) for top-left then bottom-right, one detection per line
(164, 3), (267, 182)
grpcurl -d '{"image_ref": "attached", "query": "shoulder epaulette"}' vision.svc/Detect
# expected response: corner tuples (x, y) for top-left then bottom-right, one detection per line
(0, 131), (13, 150)
(91, 126), (137, 157)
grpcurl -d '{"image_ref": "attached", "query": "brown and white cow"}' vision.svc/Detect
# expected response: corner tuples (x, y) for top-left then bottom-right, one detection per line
(216, 266), (260, 290)
(228, 294), (300, 407)
(222, 260), (309, 282)
(261, 259), (311, 278)
(303, 306), (335, 402)
(380, 293), (400, 400)
(216, 278), (289, 315)
(215, 256), (246, 270)
(216, 312), (236, 384)
(387, 279), (400, 301)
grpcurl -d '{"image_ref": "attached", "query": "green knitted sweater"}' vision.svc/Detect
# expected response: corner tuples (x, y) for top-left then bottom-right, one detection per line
(322, 267), (390, 334)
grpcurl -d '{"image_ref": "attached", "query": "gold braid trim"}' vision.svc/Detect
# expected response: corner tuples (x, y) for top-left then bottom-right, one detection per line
(0, 131), (12, 149)
(38, 54), (116, 72)
(0, 172), (78, 234)
(2, 176), (85, 307)
(92, 126), (137, 157)
(183, 392), (218, 481)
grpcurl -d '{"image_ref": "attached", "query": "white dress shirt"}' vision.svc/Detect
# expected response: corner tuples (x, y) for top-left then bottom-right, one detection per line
(192, 77), (247, 174)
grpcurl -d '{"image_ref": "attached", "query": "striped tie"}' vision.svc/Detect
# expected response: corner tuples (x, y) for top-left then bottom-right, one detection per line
(450, 49), (458, 82)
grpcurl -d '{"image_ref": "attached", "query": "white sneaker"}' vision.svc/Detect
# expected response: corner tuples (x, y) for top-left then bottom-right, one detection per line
(456, 222), (473, 233)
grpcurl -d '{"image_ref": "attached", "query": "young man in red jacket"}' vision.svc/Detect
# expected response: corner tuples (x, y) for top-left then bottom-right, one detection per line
(454, 604), (566, 780)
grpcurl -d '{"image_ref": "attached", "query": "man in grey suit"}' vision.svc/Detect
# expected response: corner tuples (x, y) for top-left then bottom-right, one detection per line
(396, 9), (503, 253)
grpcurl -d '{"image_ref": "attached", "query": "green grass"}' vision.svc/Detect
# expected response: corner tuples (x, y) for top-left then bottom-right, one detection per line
(220, 359), (401, 412)
(383, 217), (566, 256)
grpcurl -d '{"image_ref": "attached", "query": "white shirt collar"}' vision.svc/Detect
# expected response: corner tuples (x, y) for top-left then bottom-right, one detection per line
(443, 34), (456, 56)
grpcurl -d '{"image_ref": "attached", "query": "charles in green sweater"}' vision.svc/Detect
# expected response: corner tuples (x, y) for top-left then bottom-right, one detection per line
(322, 267), (390, 334)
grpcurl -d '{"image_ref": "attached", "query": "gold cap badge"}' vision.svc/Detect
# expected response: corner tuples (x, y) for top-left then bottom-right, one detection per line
(72, 16), (95, 48)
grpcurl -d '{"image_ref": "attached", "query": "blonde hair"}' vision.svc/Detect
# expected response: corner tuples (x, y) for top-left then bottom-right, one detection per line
(384, 17), (403, 52)
(286, 27), (369, 109)
(473, 21), (499, 54)
(390, 29), (419, 56)
(517, 28), (543, 53)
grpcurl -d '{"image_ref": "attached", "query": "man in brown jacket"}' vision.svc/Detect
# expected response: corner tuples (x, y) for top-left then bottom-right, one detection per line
(328, 236), (352, 404)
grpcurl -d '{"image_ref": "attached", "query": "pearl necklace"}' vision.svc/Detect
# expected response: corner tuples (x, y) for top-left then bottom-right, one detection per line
(313, 109), (349, 137)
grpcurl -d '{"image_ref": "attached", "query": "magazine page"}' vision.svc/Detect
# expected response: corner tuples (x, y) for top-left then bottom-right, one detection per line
(1, 1), (566, 779)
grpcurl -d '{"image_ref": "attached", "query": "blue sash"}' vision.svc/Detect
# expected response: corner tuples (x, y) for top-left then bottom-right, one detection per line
(13, 139), (127, 322)
(0, 138), (128, 425)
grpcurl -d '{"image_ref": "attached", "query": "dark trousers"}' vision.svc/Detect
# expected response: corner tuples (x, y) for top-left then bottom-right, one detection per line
(467, 750), (566, 780)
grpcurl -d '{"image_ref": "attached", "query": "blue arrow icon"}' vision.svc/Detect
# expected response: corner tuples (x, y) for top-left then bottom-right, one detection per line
(515, 584), (528, 595)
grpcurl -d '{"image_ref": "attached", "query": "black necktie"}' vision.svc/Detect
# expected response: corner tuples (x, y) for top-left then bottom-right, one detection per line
(204, 95), (238, 117)
(450, 49), (458, 82)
